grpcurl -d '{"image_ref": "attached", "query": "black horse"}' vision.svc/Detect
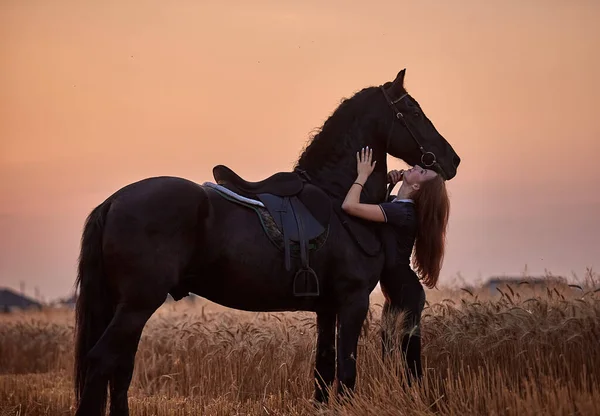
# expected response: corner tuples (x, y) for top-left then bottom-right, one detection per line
(73, 69), (461, 416)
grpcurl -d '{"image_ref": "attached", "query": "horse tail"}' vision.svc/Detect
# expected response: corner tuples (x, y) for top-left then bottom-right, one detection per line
(73, 199), (114, 411)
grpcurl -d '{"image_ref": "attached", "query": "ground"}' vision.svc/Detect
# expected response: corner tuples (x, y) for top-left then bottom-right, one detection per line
(1, 277), (599, 415)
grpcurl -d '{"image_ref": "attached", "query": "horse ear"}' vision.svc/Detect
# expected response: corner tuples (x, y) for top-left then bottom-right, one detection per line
(388, 69), (406, 97)
(393, 69), (406, 84)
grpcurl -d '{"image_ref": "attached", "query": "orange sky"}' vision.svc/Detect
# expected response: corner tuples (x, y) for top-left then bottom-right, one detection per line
(1, 0), (599, 300)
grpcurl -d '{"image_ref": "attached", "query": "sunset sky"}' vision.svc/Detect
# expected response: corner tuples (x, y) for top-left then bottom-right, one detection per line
(1, 0), (599, 301)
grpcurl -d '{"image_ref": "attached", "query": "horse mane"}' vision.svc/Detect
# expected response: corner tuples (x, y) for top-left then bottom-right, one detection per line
(295, 87), (374, 172)
(294, 85), (397, 201)
(295, 87), (373, 171)
(294, 79), (411, 172)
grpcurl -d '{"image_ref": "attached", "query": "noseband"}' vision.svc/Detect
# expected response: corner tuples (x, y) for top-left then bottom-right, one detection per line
(380, 86), (446, 179)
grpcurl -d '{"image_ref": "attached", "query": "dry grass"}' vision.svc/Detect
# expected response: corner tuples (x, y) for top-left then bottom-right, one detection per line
(1, 275), (599, 415)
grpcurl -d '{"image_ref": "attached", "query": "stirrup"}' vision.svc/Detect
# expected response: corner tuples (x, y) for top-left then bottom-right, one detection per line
(293, 267), (320, 297)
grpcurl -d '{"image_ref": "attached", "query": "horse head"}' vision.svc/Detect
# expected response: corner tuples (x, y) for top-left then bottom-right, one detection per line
(378, 69), (461, 180)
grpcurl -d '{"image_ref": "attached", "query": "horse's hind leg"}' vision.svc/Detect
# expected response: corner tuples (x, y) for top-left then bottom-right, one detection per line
(314, 309), (337, 403)
(107, 305), (159, 416)
(76, 299), (162, 416)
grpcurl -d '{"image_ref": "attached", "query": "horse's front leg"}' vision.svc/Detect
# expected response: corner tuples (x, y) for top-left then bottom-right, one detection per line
(314, 308), (337, 403)
(336, 290), (370, 396)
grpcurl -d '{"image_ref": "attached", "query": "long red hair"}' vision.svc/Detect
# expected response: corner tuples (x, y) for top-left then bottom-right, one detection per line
(411, 174), (450, 288)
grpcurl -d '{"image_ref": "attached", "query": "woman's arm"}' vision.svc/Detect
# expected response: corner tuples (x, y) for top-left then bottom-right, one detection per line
(341, 147), (386, 222)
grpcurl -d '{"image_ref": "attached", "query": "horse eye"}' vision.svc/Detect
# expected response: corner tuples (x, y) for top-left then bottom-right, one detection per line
(414, 112), (420, 117)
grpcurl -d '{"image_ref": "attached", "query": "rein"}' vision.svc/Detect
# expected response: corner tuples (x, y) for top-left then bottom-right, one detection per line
(295, 86), (448, 203)
(380, 86), (447, 180)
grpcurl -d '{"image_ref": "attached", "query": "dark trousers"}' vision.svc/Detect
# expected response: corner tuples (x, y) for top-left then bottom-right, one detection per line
(380, 264), (425, 383)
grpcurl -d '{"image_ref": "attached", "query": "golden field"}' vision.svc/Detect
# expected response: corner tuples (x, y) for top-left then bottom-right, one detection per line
(1, 273), (599, 416)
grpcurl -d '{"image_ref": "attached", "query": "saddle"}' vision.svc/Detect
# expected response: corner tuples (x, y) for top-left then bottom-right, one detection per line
(213, 165), (303, 196)
(213, 165), (331, 297)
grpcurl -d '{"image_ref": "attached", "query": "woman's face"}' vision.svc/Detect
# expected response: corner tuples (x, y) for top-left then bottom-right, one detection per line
(404, 166), (438, 187)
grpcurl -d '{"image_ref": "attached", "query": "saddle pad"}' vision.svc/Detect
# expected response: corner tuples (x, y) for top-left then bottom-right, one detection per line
(257, 194), (325, 242)
(256, 206), (328, 255)
(202, 182), (265, 208)
(206, 184), (328, 256)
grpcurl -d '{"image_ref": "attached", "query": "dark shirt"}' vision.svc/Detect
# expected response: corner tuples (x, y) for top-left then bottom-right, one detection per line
(378, 199), (417, 266)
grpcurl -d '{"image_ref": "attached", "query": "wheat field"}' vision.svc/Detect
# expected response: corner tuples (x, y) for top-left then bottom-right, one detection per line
(1, 274), (599, 416)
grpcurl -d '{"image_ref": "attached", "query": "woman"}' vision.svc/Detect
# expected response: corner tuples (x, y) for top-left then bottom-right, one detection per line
(341, 146), (450, 383)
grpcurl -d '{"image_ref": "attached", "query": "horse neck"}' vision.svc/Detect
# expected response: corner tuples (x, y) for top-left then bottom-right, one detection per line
(299, 147), (389, 204)
(295, 87), (391, 203)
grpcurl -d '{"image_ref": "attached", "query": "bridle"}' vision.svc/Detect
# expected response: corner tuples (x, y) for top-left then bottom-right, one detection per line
(380, 86), (447, 180)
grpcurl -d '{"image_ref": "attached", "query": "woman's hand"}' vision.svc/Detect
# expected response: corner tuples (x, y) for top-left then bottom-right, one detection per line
(356, 147), (376, 181)
(342, 145), (386, 222)
(387, 169), (404, 185)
